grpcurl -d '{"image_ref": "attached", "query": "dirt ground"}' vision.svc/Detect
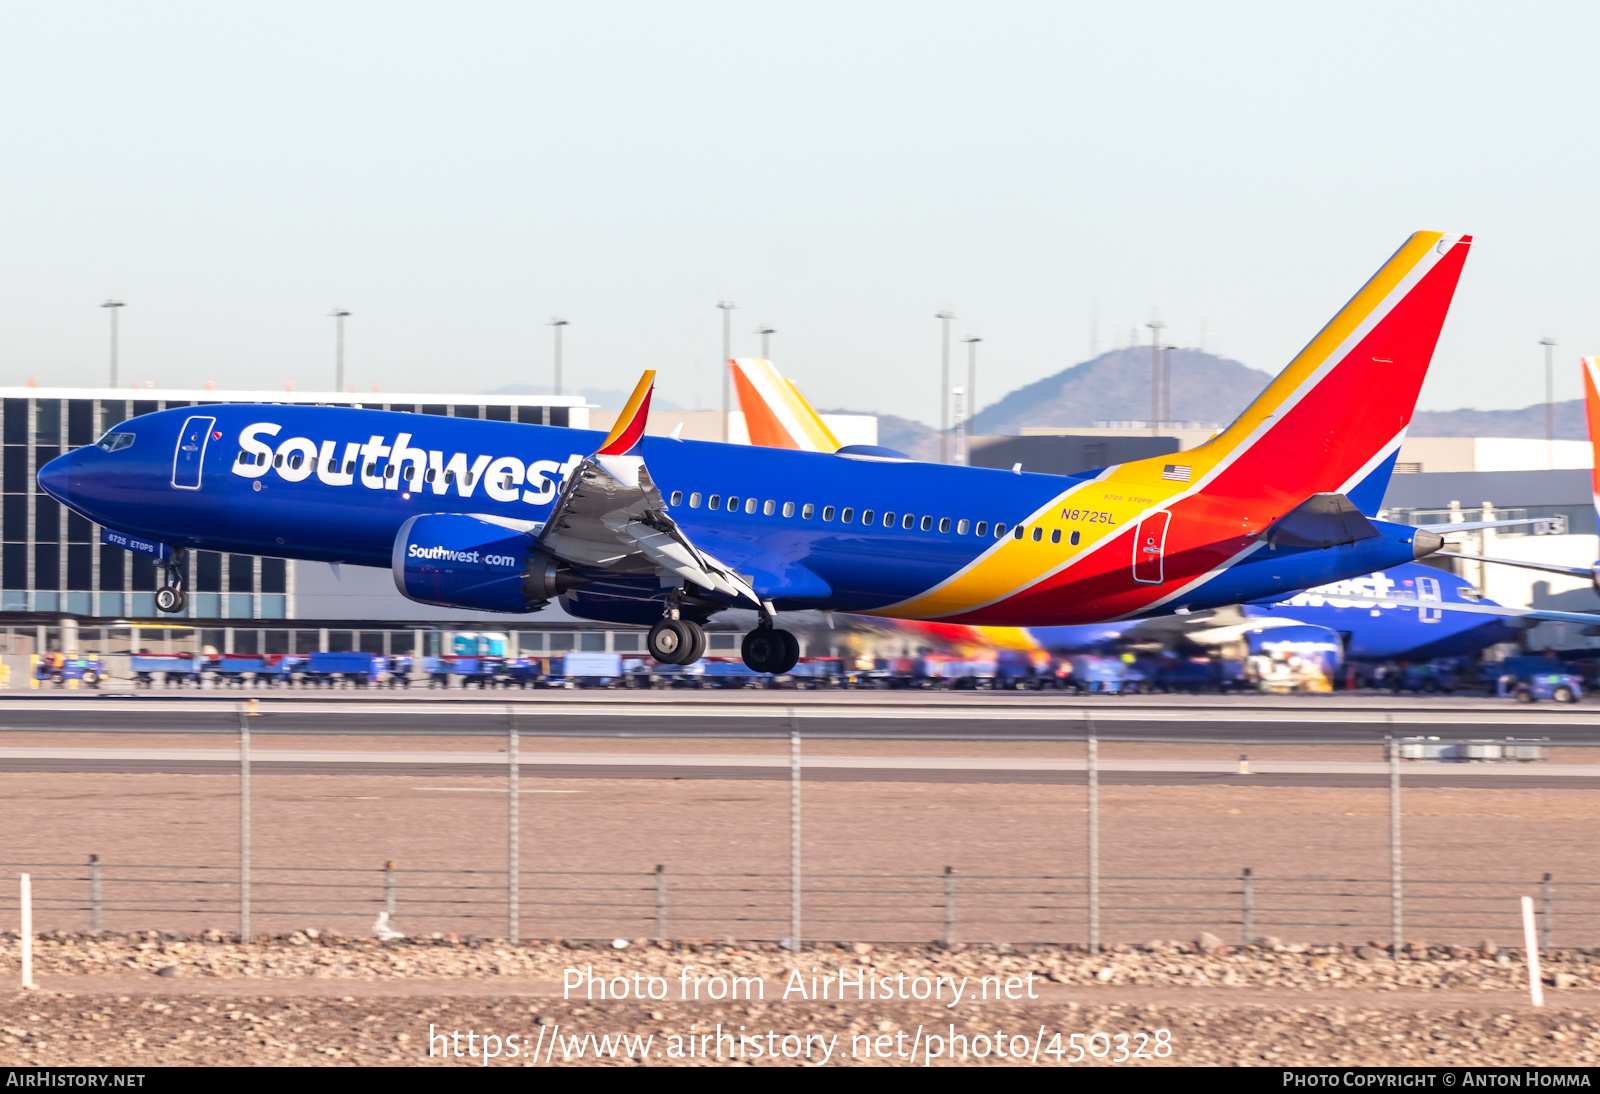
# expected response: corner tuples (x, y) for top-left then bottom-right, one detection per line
(2, 770), (1598, 947)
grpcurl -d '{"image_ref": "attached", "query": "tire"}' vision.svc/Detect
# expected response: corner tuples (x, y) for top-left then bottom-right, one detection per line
(742, 628), (798, 674)
(82, 672), (98, 686)
(648, 619), (692, 664)
(155, 587), (185, 614)
(681, 622), (708, 665)
(1555, 686), (1576, 704)
(1515, 687), (1534, 703)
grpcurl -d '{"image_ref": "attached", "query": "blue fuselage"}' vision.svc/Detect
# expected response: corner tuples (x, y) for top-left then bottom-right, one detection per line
(40, 405), (1432, 626)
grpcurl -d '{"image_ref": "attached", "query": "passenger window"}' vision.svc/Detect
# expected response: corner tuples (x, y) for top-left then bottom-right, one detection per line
(425, 468), (436, 482)
(386, 465), (396, 478)
(975, 521), (988, 537)
(274, 454), (283, 468)
(841, 507), (853, 523)
(780, 501), (793, 517)
(709, 494), (722, 510)
(236, 451), (248, 465)
(346, 460), (356, 474)
(404, 466), (415, 480)
(445, 471), (455, 483)
(1031, 527), (1043, 542)
(821, 505), (833, 521)
(690, 492), (702, 508)
(861, 509), (872, 525)
(1070, 530), (1081, 545)
(957, 519), (969, 535)
(919, 515), (932, 531)
(992, 523), (1005, 537)
(1013, 525), (1024, 540)
(1050, 528), (1061, 544)
(883, 512), (895, 527)
(727, 496), (739, 511)
(465, 473), (475, 486)
(802, 503), (814, 519)
(748, 498), (761, 514)
(939, 517), (951, 533)
(670, 491), (682, 506)
(902, 514), (915, 530)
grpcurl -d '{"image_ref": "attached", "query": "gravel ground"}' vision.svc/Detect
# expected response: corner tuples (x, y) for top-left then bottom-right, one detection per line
(6, 934), (1600, 1066)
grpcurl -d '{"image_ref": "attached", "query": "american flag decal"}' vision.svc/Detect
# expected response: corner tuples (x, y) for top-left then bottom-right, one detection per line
(1161, 464), (1192, 482)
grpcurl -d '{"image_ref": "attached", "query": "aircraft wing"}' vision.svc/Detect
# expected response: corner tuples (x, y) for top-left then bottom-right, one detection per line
(1415, 516), (1568, 534)
(1330, 594), (1600, 629)
(1464, 554), (1594, 580)
(537, 371), (762, 607)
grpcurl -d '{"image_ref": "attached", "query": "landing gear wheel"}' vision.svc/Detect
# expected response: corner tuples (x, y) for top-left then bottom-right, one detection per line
(681, 621), (707, 665)
(155, 587), (187, 614)
(648, 619), (692, 664)
(742, 628), (799, 674)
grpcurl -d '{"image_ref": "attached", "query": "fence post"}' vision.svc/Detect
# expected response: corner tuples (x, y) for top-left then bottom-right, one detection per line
(89, 854), (101, 934)
(384, 861), (396, 921)
(1389, 735), (1401, 954)
(789, 713), (801, 951)
(508, 705), (519, 944)
(943, 866), (955, 946)
(1241, 867), (1253, 947)
(1542, 872), (1553, 955)
(1087, 718), (1099, 954)
(655, 865), (666, 940)
(239, 706), (251, 942)
(19, 874), (33, 990)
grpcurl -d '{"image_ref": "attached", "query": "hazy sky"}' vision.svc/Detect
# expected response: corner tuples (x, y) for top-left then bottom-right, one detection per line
(2, 2), (1597, 423)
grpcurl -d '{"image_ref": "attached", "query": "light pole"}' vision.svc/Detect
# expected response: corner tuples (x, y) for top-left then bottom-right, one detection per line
(1541, 337), (1559, 469)
(549, 319), (568, 396)
(963, 336), (981, 440)
(330, 309), (350, 393)
(952, 386), (967, 465)
(1146, 319), (1165, 436)
(101, 300), (124, 389)
(717, 301), (737, 442)
(1161, 343), (1175, 429)
(936, 311), (956, 463)
(756, 326), (775, 360)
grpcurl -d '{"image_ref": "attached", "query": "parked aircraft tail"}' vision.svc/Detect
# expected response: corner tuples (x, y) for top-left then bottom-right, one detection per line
(730, 358), (841, 452)
(1583, 357), (1600, 519)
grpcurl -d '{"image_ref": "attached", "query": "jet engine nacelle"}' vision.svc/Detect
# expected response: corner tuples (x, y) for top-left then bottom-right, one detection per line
(392, 513), (583, 614)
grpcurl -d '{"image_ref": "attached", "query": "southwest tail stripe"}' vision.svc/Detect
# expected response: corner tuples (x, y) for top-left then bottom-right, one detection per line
(596, 370), (655, 456)
(878, 232), (1470, 623)
(1583, 357), (1600, 519)
(781, 377), (842, 451)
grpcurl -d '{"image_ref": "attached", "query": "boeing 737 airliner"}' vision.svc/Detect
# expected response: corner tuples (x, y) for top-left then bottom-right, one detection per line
(39, 232), (1471, 673)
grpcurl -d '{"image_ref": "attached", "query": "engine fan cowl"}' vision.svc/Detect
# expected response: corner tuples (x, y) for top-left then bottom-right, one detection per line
(392, 513), (583, 614)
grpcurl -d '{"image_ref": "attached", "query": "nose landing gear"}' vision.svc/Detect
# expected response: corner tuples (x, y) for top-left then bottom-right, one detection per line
(155, 549), (188, 614)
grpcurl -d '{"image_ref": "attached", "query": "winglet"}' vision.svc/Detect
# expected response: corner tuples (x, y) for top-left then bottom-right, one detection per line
(1583, 357), (1600, 520)
(730, 358), (841, 452)
(597, 370), (656, 456)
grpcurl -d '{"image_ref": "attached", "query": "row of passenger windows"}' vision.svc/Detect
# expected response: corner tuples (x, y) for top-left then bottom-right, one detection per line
(666, 490), (1083, 546)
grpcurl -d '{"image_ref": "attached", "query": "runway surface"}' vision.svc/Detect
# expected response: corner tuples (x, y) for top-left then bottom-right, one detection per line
(3, 691), (1600, 745)
(3, 744), (1596, 787)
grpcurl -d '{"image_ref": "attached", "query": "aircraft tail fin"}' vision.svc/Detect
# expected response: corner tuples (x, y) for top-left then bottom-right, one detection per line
(1115, 232), (1471, 519)
(1582, 357), (1600, 522)
(730, 358), (841, 452)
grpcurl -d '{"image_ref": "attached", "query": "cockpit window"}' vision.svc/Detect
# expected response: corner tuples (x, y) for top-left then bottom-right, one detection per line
(95, 431), (135, 452)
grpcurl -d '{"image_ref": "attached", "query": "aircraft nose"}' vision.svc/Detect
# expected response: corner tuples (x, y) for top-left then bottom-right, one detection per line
(36, 452), (76, 503)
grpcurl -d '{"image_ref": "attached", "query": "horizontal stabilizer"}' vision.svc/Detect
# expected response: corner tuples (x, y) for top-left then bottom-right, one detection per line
(1462, 554), (1595, 580)
(1256, 493), (1380, 549)
(1333, 594), (1600, 629)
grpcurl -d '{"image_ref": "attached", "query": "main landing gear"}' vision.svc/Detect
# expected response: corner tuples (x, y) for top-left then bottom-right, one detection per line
(155, 549), (188, 614)
(740, 614), (799, 675)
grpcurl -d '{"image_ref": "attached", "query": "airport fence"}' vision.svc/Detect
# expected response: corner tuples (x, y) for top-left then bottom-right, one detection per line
(1, 700), (1596, 950)
(0, 859), (1585, 951)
